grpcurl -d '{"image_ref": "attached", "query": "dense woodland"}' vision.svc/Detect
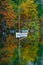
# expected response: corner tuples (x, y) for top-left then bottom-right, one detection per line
(0, 0), (43, 65)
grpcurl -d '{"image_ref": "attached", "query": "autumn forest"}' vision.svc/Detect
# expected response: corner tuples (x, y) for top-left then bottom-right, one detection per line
(0, 0), (43, 65)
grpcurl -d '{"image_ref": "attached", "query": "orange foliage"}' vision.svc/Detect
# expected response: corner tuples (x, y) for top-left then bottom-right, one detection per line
(0, 34), (16, 63)
(0, 0), (16, 63)
(0, 0), (16, 28)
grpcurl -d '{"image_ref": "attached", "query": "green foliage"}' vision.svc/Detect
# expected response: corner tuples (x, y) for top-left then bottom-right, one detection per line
(0, 0), (43, 65)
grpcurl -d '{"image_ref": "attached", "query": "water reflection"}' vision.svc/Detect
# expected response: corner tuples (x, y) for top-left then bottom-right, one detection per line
(0, 28), (43, 65)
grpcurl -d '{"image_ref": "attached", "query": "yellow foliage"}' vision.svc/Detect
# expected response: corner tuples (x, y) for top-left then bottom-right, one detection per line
(20, 0), (38, 21)
(21, 45), (38, 61)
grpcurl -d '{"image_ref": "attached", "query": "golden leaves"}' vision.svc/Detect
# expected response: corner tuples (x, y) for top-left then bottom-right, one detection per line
(21, 45), (38, 61)
(20, 0), (38, 21)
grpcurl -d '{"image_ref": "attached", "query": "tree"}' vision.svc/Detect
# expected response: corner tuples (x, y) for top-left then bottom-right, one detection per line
(21, 44), (38, 62)
(0, 0), (16, 29)
(20, 0), (40, 63)
(0, 0), (16, 64)
(20, 0), (38, 21)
